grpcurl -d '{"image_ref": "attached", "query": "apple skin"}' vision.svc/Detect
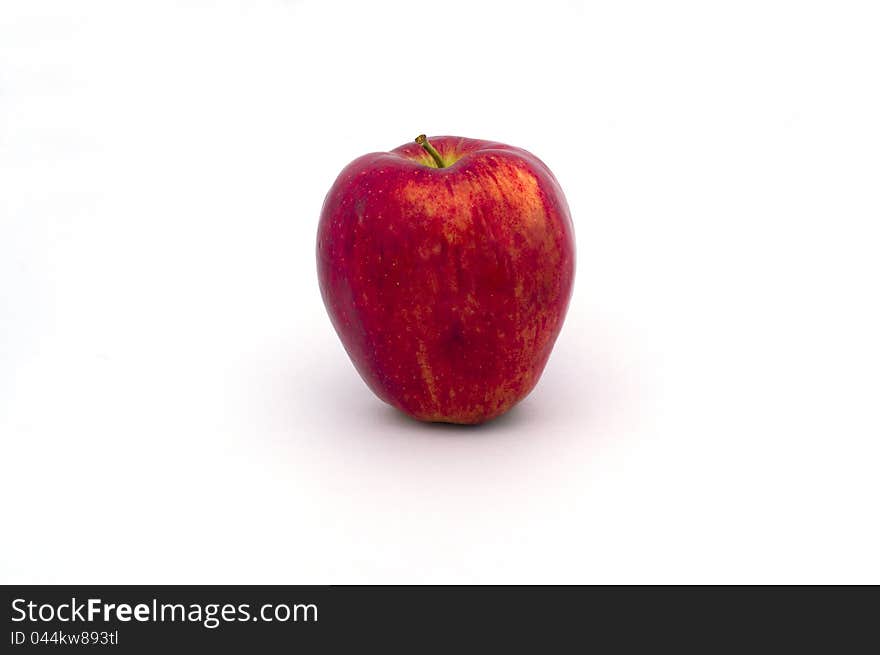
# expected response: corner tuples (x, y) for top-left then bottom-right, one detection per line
(317, 136), (575, 424)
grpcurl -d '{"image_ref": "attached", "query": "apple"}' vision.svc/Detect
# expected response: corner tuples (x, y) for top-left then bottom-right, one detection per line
(317, 135), (575, 424)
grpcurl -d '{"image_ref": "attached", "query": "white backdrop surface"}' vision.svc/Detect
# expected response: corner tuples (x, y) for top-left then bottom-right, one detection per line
(1, 0), (878, 583)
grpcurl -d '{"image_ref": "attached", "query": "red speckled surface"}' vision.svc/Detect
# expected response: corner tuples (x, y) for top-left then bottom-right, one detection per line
(317, 136), (575, 424)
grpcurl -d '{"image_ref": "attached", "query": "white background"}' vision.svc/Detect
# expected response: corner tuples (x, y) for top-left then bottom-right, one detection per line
(2, 0), (878, 584)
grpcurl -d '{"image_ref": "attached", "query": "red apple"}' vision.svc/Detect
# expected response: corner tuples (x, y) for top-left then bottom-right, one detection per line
(317, 135), (575, 424)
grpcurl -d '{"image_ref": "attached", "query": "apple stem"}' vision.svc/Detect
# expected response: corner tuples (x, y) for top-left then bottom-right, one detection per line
(415, 134), (446, 168)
